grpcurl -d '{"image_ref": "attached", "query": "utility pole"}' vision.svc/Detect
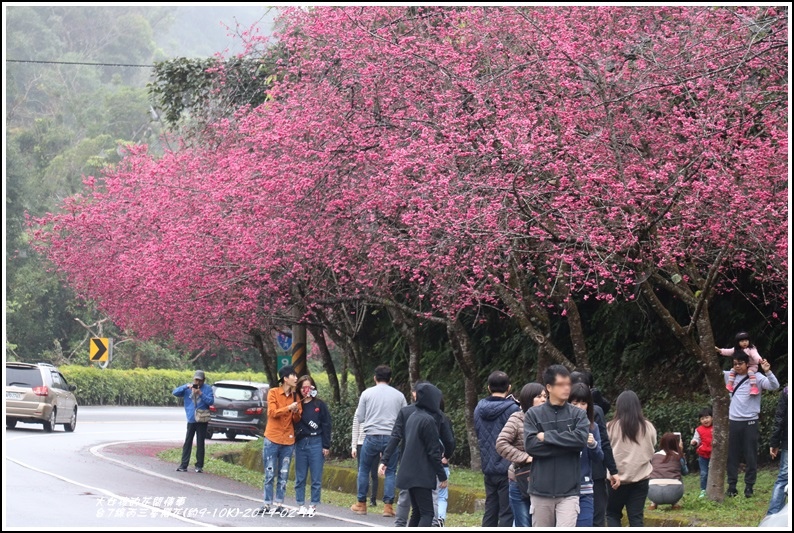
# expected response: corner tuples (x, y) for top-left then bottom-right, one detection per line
(291, 306), (308, 376)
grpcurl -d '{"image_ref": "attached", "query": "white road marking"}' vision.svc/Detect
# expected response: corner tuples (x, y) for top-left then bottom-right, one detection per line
(90, 439), (376, 527)
(5, 456), (209, 526)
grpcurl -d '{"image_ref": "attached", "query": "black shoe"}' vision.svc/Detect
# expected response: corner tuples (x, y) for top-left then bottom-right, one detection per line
(255, 506), (270, 516)
(726, 486), (738, 497)
(273, 505), (284, 515)
(176, 467), (187, 472)
(745, 486), (754, 498)
(195, 467), (203, 473)
(369, 500), (377, 507)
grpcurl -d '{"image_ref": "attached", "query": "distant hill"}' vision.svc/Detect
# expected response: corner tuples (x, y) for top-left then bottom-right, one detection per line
(155, 6), (276, 59)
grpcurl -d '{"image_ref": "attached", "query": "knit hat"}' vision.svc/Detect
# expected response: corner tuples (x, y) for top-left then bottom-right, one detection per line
(735, 332), (750, 342)
(193, 370), (206, 380)
(278, 365), (296, 382)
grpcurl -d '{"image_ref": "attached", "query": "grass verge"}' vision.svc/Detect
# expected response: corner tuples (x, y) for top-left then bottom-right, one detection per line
(158, 444), (482, 526)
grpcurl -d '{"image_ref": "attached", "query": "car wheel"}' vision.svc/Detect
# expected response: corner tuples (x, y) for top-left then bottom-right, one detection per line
(43, 408), (57, 432)
(226, 430), (237, 440)
(64, 408), (77, 432)
(6, 418), (17, 429)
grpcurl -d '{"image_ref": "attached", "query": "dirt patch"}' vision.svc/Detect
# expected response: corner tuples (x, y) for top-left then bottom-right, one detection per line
(103, 441), (180, 457)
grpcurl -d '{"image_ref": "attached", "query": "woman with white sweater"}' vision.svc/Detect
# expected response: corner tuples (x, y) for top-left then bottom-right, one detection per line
(606, 391), (657, 527)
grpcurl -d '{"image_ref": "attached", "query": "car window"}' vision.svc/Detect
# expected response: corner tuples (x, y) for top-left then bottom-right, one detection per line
(6, 366), (44, 388)
(59, 373), (71, 389)
(51, 371), (64, 389)
(214, 386), (255, 401)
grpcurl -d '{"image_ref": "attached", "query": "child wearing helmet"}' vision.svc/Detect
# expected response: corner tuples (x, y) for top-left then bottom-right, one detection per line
(716, 332), (762, 395)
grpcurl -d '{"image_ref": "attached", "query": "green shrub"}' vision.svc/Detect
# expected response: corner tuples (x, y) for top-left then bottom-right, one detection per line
(59, 366), (270, 406)
(641, 390), (781, 469)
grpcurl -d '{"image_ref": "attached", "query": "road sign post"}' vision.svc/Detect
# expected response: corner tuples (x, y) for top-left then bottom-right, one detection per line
(291, 306), (308, 377)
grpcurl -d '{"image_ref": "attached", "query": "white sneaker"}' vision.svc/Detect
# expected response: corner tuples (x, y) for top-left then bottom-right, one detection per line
(307, 505), (316, 517)
(297, 505), (309, 516)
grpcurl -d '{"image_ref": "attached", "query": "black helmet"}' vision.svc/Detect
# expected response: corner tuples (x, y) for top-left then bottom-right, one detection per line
(735, 331), (751, 342)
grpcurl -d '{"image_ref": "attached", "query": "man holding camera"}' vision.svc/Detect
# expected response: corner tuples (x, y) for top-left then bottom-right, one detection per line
(173, 370), (215, 473)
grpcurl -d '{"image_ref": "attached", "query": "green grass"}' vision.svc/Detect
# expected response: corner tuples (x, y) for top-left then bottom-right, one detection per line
(160, 444), (779, 527)
(326, 458), (485, 492)
(645, 467), (779, 527)
(158, 444), (482, 526)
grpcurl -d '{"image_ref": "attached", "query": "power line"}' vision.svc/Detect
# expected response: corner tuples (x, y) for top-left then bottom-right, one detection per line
(7, 59), (153, 68)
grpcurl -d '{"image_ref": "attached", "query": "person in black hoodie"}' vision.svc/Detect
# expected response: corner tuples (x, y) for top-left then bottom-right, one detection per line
(474, 370), (521, 527)
(380, 380), (455, 527)
(395, 382), (448, 527)
(571, 371), (620, 527)
(524, 365), (590, 527)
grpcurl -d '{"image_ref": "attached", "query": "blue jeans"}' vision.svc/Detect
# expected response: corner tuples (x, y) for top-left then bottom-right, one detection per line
(508, 480), (531, 527)
(295, 436), (324, 505)
(437, 466), (451, 520)
(767, 449), (788, 515)
(263, 437), (294, 505)
(698, 456), (710, 491)
(577, 494), (594, 527)
(358, 435), (399, 503)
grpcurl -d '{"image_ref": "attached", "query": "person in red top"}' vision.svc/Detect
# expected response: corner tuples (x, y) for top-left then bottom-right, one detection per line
(690, 407), (713, 498)
(258, 365), (302, 515)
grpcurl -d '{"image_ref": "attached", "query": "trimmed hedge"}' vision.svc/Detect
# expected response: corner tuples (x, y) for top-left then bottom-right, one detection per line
(59, 366), (271, 406)
(641, 389), (782, 469)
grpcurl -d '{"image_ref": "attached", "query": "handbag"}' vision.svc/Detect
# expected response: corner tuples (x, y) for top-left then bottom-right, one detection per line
(195, 409), (212, 423)
(514, 462), (532, 499)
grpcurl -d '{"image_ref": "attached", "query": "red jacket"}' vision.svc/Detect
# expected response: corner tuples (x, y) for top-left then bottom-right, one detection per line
(695, 425), (713, 459)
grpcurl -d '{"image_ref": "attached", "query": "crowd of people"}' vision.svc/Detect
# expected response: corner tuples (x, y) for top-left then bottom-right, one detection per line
(170, 328), (785, 526)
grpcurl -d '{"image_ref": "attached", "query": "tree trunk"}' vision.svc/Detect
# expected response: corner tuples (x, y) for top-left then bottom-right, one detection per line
(697, 307), (728, 502)
(536, 344), (550, 383)
(308, 325), (341, 403)
(639, 278), (727, 501)
(564, 297), (589, 370)
(388, 305), (422, 390)
(447, 317), (481, 471)
(251, 331), (278, 386)
(349, 340), (368, 394)
(493, 282), (576, 370)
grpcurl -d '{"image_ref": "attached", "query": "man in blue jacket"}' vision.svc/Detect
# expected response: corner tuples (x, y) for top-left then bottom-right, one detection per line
(173, 370), (214, 473)
(524, 365), (589, 527)
(474, 370), (520, 527)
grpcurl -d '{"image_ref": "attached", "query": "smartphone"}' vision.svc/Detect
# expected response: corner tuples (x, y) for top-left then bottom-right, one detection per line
(674, 432), (682, 447)
(192, 383), (199, 389)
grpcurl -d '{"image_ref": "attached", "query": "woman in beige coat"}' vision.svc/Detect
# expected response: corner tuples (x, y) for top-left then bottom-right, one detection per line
(496, 382), (546, 527)
(606, 390), (657, 527)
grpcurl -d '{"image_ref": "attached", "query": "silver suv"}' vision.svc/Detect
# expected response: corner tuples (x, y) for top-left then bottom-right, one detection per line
(5, 362), (78, 432)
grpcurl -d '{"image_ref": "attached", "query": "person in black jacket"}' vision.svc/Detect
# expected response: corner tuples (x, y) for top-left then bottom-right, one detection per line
(766, 386), (788, 516)
(572, 371), (620, 527)
(294, 375), (332, 516)
(380, 380), (455, 526)
(474, 370), (521, 527)
(394, 382), (448, 527)
(524, 365), (590, 527)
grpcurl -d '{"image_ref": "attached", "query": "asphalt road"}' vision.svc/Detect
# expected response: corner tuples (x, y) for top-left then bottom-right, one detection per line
(3, 406), (394, 528)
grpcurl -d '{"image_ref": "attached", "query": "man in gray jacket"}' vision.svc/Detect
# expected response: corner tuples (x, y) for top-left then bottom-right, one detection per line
(351, 365), (407, 517)
(725, 353), (779, 498)
(524, 365), (590, 527)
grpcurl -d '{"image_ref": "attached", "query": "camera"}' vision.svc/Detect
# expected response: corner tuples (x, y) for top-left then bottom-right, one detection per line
(192, 383), (199, 389)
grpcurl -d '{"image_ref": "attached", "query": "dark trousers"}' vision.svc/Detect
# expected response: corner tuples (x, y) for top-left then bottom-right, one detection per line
(606, 479), (648, 527)
(592, 478), (608, 527)
(482, 473), (513, 527)
(727, 419), (759, 488)
(180, 422), (208, 469)
(408, 487), (434, 527)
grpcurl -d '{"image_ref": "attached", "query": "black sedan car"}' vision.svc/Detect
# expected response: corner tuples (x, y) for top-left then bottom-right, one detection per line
(207, 380), (269, 440)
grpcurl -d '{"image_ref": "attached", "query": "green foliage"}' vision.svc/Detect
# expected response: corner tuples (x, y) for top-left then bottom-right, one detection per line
(641, 389), (782, 469)
(326, 391), (359, 458)
(60, 366), (270, 406)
